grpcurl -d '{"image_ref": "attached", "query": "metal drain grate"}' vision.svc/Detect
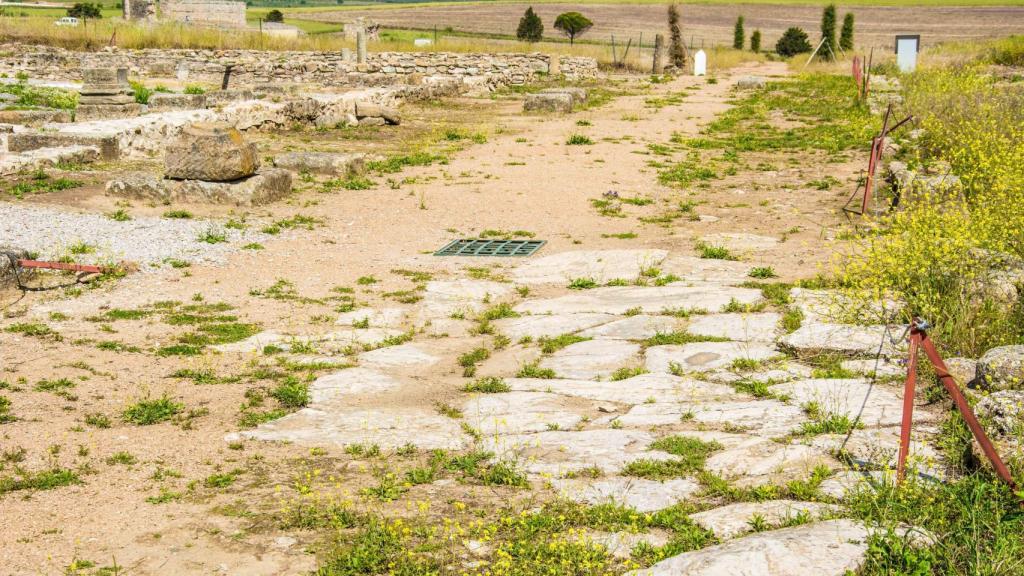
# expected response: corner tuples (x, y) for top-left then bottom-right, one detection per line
(434, 239), (546, 257)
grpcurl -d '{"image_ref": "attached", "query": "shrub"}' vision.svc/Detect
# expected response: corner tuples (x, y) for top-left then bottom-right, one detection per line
(839, 13), (854, 52)
(516, 6), (544, 42)
(129, 80), (151, 104)
(819, 4), (837, 60)
(668, 4), (686, 68)
(123, 396), (183, 425)
(733, 16), (745, 50)
(750, 29), (762, 53)
(67, 2), (101, 19)
(776, 27), (812, 57)
(265, 9), (284, 23)
(553, 11), (592, 45)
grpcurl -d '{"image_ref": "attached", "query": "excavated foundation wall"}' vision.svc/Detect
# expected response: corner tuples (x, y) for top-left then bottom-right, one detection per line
(0, 45), (600, 89)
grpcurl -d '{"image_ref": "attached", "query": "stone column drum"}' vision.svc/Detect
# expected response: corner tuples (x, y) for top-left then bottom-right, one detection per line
(76, 68), (141, 121)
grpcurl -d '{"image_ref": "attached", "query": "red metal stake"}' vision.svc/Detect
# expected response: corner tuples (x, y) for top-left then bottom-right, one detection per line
(897, 320), (1019, 495)
(16, 259), (107, 274)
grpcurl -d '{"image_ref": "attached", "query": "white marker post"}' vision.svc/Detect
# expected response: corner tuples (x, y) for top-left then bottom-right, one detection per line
(694, 49), (707, 76)
(895, 34), (920, 73)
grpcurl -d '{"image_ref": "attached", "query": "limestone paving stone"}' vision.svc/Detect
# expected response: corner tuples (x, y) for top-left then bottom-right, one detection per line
(779, 322), (903, 357)
(322, 327), (408, 348)
(624, 519), (869, 576)
(539, 339), (641, 380)
(577, 315), (682, 340)
(461, 392), (585, 435)
(515, 286), (762, 316)
(336, 307), (410, 328)
(659, 255), (753, 285)
(512, 250), (668, 285)
(841, 358), (905, 378)
(977, 345), (1024, 390)
(420, 279), (514, 317)
(688, 500), (837, 540)
(699, 232), (779, 252)
(584, 530), (670, 559)
(645, 341), (778, 374)
(686, 313), (781, 342)
(307, 368), (401, 401)
(233, 407), (468, 450)
(493, 313), (616, 340)
(704, 437), (836, 486)
(769, 378), (931, 428)
(551, 477), (701, 512)
(358, 344), (439, 368)
(507, 373), (738, 405)
(811, 428), (945, 478)
(481, 429), (674, 476)
(618, 400), (806, 436)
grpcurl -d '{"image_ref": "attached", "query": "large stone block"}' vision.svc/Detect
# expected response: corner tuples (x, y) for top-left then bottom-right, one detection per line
(977, 345), (1024, 390)
(523, 92), (573, 113)
(106, 168), (291, 206)
(164, 122), (259, 182)
(274, 151), (366, 177)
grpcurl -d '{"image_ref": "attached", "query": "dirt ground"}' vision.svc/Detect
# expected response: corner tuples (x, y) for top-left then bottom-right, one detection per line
(0, 60), (873, 574)
(303, 3), (1024, 50)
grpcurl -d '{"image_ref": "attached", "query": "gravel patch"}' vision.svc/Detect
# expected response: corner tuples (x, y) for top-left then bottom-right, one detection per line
(0, 203), (269, 270)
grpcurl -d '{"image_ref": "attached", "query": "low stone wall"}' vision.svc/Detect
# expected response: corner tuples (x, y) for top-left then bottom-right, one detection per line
(160, 0), (247, 28)
(0, 45), (600, 89)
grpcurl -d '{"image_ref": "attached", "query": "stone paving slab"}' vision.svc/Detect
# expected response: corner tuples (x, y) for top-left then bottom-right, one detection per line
(482, 429), (674, 476)
(660, 255), (754, 285)
(512, 249), (668, 285)
(231, 407), (468, 450)
(705, 438), (836, 486)
(515, 286), (762, 316)
(699, 232), (780, 253)
(308, 368), (401, 401)
(539, 339), (642, 380)
(585, 530), (670, 559)
(645, 341), (779, 373)
(770, 378), (925, 428)
(550, 477), (702, 512)
(625, 519), (868, 576)
(357, 344), (439, 368)
(461, 392), (585, 435)
(618, 400), (806, 436)
(507, 373), (739, 405)
(779, 322), (903, 357)
(686, 313), (781, 342)
(421, 279), (515, 317)
(688, 500), (838, 540)
(810, 427), (945, 478)
(577, 315), (682, 340)
(493, 313), (617, 340)
(336, 307), (410, 328)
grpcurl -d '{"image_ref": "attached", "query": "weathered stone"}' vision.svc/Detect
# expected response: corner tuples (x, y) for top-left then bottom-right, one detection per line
(274, 151), (366, 177)
(0, 109), (72, 125)
(513, 250), (668, 285)
(308, 368), (401, 400)
(358, 116), (387, 127)
(462, 392), (583, 435)
(515, 286), (762, 316)
(686, 313), (780, 342)
(976, 345), (1024, 390)
(524, 92), (574, 113)
(619, 401), (805, 436)
(585, 530), (669, 559)
(168, 168), (292, 206)
(539, 339), (642, 380)
(147, 92), (206, 112)
(552, 477), (700, 512)
(164, 122), (259, 181)
(483, 429), (674, 475)
(420, 279), (515, 318)
(817, 470), (881, 500)
(779, 322), (902, 357)
(507, 373), (738, 405)
(736, 75), (767, 90)
(539, 87), (587, 105)
(358, 344), (438, 368)
(7, 130), (120, 160)
(645, 342), (778, 374)
(975, 390), (1024, 437)
(840, 359), (905, 378)
(336, 307), (409, 328)
(688, 500), (836, 540)
(104, 172), (169, 201)
(354, 101), (401, 124)
(578, 315), (681, 340)
(704, 438), (836, 486)
(660, 254), (761, 285)
(770, 379), (930, 428)
(625, 519), (868, 576)
(493, 313), (617, 340)
(810, 428), (944, 478)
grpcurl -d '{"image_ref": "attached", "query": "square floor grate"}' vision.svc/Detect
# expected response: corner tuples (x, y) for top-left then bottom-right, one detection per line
(434, 239), (546, 257)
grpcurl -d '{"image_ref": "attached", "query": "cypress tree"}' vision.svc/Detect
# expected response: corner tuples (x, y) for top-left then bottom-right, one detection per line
(820, 4), (837, 60)
(668, 4), (686, 68)
(516, 7), (544, 42)
(733, 16), (745, 50)
(839, 12), (855, 52)
(750, 29), (761, 53)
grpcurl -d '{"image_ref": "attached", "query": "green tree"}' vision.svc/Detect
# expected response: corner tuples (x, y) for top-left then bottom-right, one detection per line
(668, 4), (686, 68)
(840, 12), (855, 52)
(67, 2), (102, 19)
(553, 11), (592, 45)
(265, 9), (284, 23)
(819, 3), (837, 60)
(750, 29), (761, 53)
(776, 27), (812, 57)
(733, 16), (745, 50)
(516, 6), (544, 42)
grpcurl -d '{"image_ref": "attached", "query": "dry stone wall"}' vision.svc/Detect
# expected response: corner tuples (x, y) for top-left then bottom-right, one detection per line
(0, 45), (599, 89)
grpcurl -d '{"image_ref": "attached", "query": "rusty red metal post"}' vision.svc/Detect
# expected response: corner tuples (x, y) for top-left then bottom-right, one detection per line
(898, 319), (1019, 493)
(16, 259), (106, 274)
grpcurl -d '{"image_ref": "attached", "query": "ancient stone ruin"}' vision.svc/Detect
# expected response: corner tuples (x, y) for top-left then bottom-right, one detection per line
(75, 68), (141, 121)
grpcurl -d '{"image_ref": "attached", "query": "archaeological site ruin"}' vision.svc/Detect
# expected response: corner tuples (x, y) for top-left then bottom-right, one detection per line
(2, 0), (1023, 574)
